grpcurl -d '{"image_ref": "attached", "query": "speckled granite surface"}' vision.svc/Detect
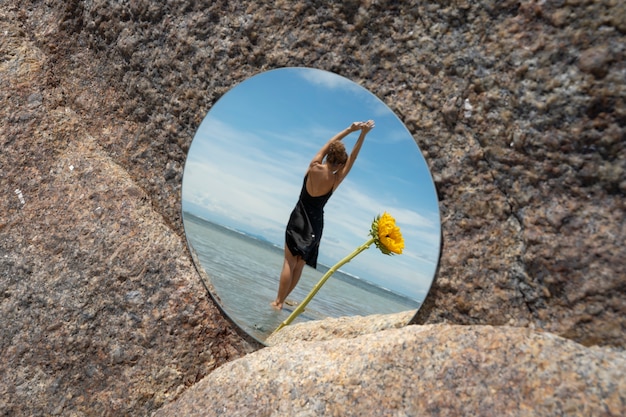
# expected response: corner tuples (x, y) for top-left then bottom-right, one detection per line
(1, 0), (624, 415)
(266, 310), (416, 345)
(155, 325), (626, 417)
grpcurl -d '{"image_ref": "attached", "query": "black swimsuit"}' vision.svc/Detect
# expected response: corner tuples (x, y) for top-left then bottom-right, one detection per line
(285, 174), (333, 268)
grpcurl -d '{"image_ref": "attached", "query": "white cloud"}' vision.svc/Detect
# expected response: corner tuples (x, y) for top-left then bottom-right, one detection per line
(298, 68), (363, 93)
(296, 68), (392, 119)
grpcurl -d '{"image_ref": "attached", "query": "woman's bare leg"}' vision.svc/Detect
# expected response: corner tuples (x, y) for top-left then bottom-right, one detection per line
(271, 257), (294, 309)
(271, 245), (305, 309)
(288, 259), (306, 296)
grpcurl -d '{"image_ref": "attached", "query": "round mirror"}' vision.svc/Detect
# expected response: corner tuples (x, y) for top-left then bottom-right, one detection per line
(182, 68), (441, 344)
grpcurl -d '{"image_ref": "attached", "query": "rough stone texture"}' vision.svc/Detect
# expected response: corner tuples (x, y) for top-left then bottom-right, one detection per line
(406, 0), (626, 348)
(266, 310), (415, 345)
(155, 325), (626, 417)
(1, 5), (259, 416)
(1, 0), (624, 415)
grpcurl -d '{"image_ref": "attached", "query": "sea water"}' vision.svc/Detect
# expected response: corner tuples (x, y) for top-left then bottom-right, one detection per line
(183, 213), (420, 342)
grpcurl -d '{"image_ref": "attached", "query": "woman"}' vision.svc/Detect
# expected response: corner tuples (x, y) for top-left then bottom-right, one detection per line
(271, 120), (375, 310)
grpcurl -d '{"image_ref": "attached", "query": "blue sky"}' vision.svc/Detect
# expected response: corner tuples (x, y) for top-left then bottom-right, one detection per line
(182, 67), (441, 301)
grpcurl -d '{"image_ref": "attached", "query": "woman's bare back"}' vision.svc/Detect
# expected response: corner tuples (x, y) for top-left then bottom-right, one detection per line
(305, 163), (336, 197)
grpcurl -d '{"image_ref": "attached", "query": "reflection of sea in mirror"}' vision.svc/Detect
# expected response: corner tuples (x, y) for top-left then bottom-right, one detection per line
(184, 214), (420, 341)
(181, 67), (441, 343)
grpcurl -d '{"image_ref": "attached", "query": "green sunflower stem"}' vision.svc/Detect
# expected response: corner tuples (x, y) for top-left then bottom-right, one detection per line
(272, 237), (376, 335)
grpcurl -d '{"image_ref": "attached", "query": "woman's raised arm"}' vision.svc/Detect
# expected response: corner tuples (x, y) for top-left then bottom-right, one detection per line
(336, 120), (374, 182)
(309, 122), (361, 166)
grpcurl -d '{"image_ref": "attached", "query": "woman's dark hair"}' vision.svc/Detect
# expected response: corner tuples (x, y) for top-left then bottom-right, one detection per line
(327, 142), (348, 165)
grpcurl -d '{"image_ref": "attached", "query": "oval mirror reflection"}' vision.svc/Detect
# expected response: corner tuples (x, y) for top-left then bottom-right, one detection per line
(182, 68), (441, 344)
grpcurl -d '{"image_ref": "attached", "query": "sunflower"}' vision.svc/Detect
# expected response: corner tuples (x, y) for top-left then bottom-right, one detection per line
(370, 212), (404, 255)
(273, 212), (404, 334)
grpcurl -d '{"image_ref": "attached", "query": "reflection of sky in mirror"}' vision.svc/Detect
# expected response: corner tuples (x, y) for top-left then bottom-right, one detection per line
(182, 68), (440, 301)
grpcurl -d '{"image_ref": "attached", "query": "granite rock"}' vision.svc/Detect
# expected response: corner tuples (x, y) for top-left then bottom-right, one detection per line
(266, 310), (416, 345)
(1, 0), (624, 415)
(155, 325), (626, 417)
(1, 7), (258, 416)
(57, 0), (625, 348)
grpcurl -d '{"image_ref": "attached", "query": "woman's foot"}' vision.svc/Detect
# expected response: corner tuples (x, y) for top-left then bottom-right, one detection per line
(270, 300), (283, 310)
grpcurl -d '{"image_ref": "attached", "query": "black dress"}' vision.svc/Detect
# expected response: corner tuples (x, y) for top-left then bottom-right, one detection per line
(285, 175), (333, 268)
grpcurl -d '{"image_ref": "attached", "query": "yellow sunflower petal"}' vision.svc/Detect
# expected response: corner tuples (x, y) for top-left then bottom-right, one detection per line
(373, 212), (404, 255)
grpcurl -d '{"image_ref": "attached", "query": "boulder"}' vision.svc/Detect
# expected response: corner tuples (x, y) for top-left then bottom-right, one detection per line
(266, 310), (416, 345)
(155, 324), (626, 416)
